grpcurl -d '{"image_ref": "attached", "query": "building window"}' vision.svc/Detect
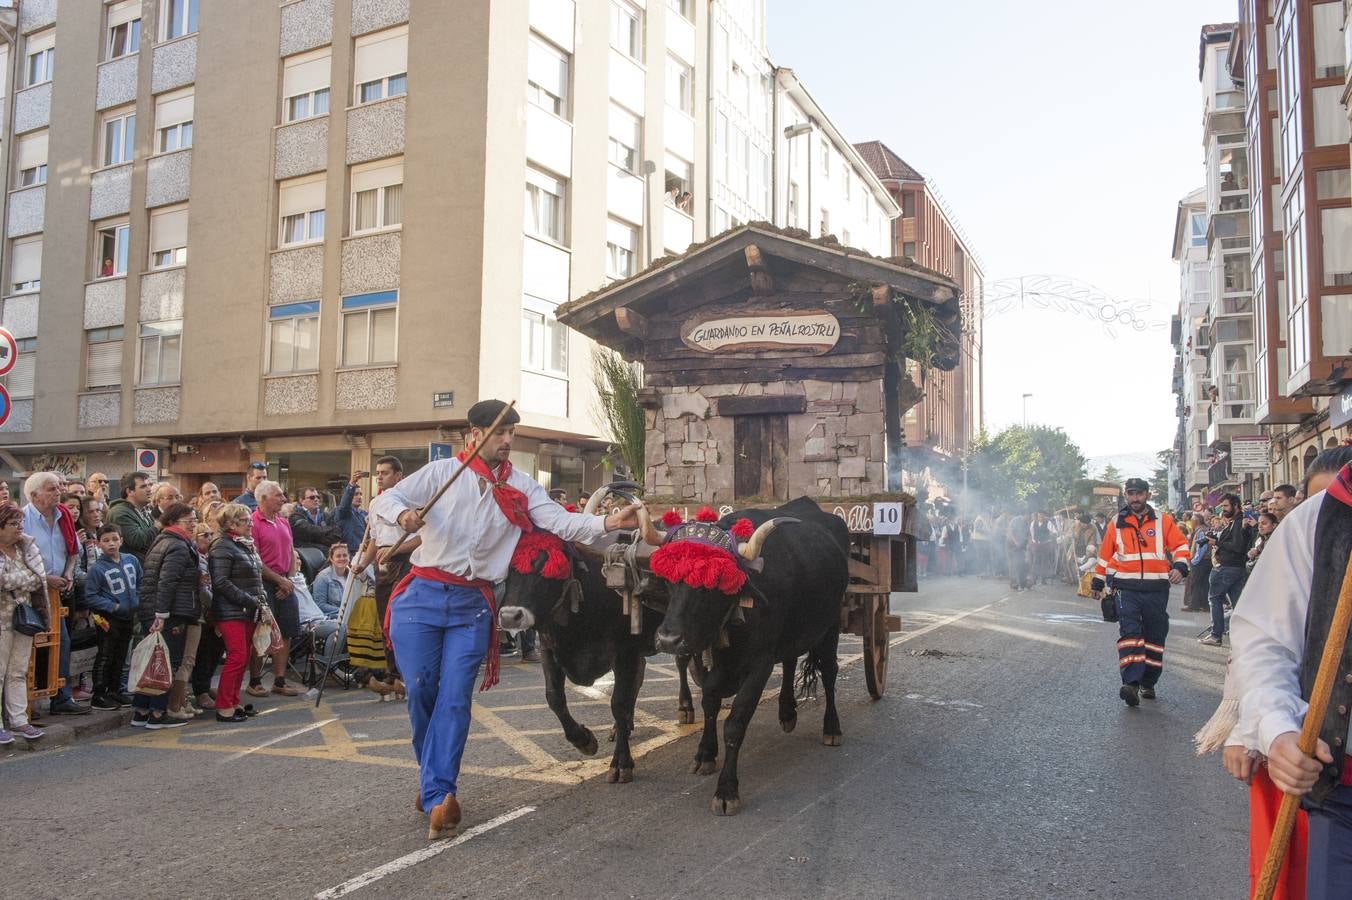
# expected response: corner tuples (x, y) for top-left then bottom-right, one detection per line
(714, 113), (728, 185)
(350, 158), (403, 234)
(787, 181), (800, 226)
(283, 48), (331, 123)
(605, 218), (638, 280)
(15, 130), (47, 187)
(354, 26), (408, 105)
(278, 174), (326, 247)
(522, 295), (568, 376)
(95, 222), (130, 278)
(3, 338), (36, 399)
(266, 301), (320, 375)
(902, 241), (916, 259)
(610, 1), (643, 61)
(160, 0), (199, 41)
(106, 0), (141, 60)
(607, 103), (641, 174)
(820, 208), (829, 235)
(666, 55), (693, 115)
(138, 320), (182, 385)
(819, 138), (830, 178)
(664, 153), (692, 212)
(25, 30), (54, 88)
(902, 192), (916, 218)
(844, 170), (852, 201)
(340, 291), (397, 367)
(86, 326), (124, 390)
(1322, 208), (1352, 286)
(149, 205), (189, 269)
(667, 0), (693, 22)
(154, 88), (194, 153)
(527, 34), (569, 117)
(100, 109), (136, 167)
(9, 237), (41, 294)
(524, 166), (566, 243)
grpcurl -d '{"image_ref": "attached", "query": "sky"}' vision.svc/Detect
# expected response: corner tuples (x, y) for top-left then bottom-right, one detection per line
(769, 0), (1238, 459)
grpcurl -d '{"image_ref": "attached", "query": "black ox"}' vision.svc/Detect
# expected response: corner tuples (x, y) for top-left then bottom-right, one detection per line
(645, 496), (850, 815)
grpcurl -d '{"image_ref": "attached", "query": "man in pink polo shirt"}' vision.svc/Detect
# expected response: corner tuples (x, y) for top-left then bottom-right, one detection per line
(248, 480), (302, 697)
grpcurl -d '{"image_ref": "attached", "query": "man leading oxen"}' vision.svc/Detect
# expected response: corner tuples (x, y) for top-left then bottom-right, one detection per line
(642, 496), (850, 815)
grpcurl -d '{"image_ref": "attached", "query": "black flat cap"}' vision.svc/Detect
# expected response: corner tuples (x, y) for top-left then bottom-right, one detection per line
(467, 399), (520, 429)
(1123, 477), (1149, 492)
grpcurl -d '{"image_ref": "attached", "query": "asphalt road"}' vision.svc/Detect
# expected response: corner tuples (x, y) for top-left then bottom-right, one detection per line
(2, 576), (1245, 899)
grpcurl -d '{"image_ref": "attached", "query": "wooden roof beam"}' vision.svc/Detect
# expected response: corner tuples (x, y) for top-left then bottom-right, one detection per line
(744, 244), (775, 295)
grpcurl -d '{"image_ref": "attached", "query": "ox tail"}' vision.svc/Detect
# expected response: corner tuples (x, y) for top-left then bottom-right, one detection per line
(795, 651), (821, 700)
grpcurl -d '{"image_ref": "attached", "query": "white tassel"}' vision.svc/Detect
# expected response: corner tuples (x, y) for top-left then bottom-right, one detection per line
(1194, 657), (1239, 756)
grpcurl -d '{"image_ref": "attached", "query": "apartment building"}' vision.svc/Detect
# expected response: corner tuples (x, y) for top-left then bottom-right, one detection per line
(1171, 187), (1214, 501)
(0, 0), (720, 499)
(1232, 0), (1352, 484)
(854, 140), (984, 478)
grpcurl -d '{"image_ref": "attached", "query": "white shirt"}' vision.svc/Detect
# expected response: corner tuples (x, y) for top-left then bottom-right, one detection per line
(1230, 491), (1324, 755)
(367, 457), (607, 583)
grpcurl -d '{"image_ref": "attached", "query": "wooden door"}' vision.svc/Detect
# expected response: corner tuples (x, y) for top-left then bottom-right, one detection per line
(733, 414), (789, 500)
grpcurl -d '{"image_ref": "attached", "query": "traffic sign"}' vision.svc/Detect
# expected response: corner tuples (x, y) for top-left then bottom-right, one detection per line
(0, 325), (15, 376)
(429, 441), (454, 461)
(0, 384), (9, 427)
(135, 447), (160, 475)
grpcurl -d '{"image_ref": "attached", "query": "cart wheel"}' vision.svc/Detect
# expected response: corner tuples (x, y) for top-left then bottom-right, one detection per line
(863, 594), (890, 699)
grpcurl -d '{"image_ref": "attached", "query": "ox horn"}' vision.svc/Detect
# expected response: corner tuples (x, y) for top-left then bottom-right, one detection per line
(737, 517), (797, 562)
(635, 504), (665, 546)
(582, 490), (605, 516)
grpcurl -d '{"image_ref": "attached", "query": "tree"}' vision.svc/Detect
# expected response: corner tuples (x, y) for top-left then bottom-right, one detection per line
(592, 349), (646, 483)
(1099, 463), (1122, 485)
(1150, 450), (1172, 501)
(967, 424), (1087, 512)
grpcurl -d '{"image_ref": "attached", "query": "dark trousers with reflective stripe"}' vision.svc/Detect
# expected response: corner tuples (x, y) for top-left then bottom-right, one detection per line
(1115, 588), (1169, 687)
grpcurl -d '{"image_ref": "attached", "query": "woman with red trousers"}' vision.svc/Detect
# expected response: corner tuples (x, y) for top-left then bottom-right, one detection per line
(208, 503), (267, 723)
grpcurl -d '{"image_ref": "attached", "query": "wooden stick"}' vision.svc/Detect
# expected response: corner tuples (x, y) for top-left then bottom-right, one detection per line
(383, 400), (516, 558)
(1254, 550), (1352, 900)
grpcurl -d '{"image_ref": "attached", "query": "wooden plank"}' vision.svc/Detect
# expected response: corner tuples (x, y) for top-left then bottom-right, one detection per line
(848, 558), (880, 582)
(614, 307), (649, 339)
(767, 414), (789, 501)
(745, 244), (775, 295)
(733, 416), (764, 498)
(642, 350), (888, 373)
(714, 395), (806, 416)
(645, 365), (886, 387)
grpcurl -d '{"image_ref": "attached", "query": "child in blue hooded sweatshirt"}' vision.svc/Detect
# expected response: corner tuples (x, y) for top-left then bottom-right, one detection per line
(85, 525), (143, 710)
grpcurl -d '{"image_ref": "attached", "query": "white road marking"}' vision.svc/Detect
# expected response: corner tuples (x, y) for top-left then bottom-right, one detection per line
(837, 598), (1004, 668)
(221, 718), (336, 763)
(313, 806), (536, 899)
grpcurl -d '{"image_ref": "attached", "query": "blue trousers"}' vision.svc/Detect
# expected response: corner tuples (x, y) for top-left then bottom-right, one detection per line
(1307, 785), (1352, 898)
(1115, 589), (1168, 687)
(1208, 565), (1246, 639)
(389, 578), (491, 812)
(54, 617), (71, 703)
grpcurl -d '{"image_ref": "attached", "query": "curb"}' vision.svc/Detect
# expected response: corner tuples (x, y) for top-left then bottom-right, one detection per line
(16, 707), (134, 752)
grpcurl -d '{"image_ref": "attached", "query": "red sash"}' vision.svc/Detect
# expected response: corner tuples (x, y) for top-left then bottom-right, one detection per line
(386, 566), (500, 691)
(458, 447), (532, 532)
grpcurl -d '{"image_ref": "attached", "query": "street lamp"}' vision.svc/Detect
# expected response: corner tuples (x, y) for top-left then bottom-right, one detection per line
(1022, 393), (1033, 427)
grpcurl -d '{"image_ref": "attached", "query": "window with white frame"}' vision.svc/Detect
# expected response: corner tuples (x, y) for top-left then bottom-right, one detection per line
(524, 166), (566, 243)
(282, 47), (331, 123)
(266, 301), (320, 375)
(100, 108), (135, 167)
(354, 26), (407, 104)
(666, 55), (693, 115)
(667, 0), (693, 21)
(605, 218), (638, 280)
(820, 138), (830, 178)
(1322, 207), (1352, 286)
(522, 294), (567, 376)
(820, 207), (830, 235)
(610, 0), (643, 61)
(844, 170), (852, 201)
(25, 30), (54, 88)
(160, 0), (199, 41)
(664, 153), (692, 212)
(14, 130), (47, 187)
(340, 291), (397, 367)
(95, 221), (130, 278)
(278, 174), (326, 246)
(751, 146), (768, 213)
(527, 34), (569, 117)
(714, 112), (727, 185)
(787, 182), (800, 226)
(149, 205), (189, 268)
(9, 237), (41, 294)
(607, 103), (640, 174)
(154, 88), (193, 153)
(106, 0), (141, 60)
(138, 320), (182, 385)
(3, 338), (36, 399)
(350, 158), (403, 233)
(86, 326), (124, 389)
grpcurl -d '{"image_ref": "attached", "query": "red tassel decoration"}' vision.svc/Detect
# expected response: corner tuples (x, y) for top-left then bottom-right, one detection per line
(662, 509), (684, 528)
(650, 541), (747, 594)
(510, 530), (572, 580)
(695, 505), (718, 522)
(730, 518), (755, 540)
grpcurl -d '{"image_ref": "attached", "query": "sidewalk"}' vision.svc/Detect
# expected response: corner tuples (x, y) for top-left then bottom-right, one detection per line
(11, 705), (133, 753)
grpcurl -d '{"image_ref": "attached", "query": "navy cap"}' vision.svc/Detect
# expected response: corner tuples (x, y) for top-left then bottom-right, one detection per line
(467, 399), (520, 429)
(1124, 477), (1149, 492)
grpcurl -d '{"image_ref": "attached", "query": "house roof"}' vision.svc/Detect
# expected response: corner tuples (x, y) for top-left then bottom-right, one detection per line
(853, 141), (925, 184)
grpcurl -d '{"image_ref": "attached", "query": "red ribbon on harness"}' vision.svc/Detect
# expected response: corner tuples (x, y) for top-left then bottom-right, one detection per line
(385, 565), (500, 692)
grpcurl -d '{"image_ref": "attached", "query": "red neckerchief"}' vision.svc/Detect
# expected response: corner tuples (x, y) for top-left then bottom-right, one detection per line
(1328, 464), (1352, 508)
(457, 446), (533, 533)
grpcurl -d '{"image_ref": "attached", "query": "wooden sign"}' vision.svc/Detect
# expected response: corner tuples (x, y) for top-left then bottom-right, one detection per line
(681, 309), (840, 355)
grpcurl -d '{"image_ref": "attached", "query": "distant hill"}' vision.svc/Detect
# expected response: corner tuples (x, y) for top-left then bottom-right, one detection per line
(1086, 452), (1159, 481)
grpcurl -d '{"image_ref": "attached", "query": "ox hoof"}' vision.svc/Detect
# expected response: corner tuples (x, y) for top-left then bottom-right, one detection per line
(690, 759), (717, 776)
(780, 716), (797, 733)
(575, 731), (599, 757)
(677, 708), (696, 725)
(711, 796), (741, 816)
(822, 733), (843, 747)
(607, 727), (616, 743)
(608, 766), (634, 784)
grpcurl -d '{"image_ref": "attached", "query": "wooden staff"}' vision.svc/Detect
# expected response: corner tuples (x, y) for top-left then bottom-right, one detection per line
(1255, 552), (1352, 899)
(382, 400), (517, 559)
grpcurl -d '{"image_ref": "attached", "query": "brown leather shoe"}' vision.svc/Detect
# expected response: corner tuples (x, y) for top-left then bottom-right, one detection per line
(427, 795), (461, 841)
(415, 793), (423, 813)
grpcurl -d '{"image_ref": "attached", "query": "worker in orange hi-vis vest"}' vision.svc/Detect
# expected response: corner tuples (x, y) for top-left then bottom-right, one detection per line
(1091, 477), (1191, 708)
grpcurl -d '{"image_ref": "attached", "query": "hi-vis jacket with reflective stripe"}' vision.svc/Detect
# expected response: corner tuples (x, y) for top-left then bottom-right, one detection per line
(1091, 505), (1190, 594)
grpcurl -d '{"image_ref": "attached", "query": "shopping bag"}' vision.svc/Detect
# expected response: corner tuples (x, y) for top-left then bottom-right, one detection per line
(129, 631), (173, 695)
(253, 618), (275, 656)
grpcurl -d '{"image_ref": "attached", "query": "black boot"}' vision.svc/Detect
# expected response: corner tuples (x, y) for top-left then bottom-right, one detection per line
(1119, 683), (1140, 707)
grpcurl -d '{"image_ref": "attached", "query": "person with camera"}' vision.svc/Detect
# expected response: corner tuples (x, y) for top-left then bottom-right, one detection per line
(1091, 478), (1190, 707)
(1200, 492), (1254, 647)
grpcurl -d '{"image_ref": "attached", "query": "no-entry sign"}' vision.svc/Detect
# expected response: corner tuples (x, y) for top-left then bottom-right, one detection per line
(0, 325), (16, 377)
(0, 384), (10, 428)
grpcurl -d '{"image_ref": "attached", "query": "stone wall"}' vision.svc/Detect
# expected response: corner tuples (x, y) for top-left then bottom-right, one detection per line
(645, 379), (887, 503)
